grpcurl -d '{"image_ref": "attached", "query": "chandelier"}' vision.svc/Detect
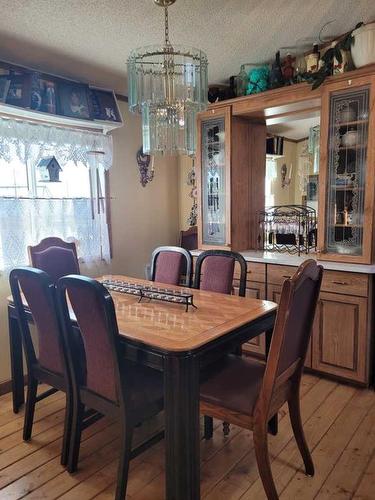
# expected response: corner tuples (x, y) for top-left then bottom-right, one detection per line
(127, 0), (208, 156)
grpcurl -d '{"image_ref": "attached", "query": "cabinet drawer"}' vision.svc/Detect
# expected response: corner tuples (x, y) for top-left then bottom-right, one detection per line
(267, 264), (297, 286)
(234, 261), (265, 283)
(321, 271), (368, 297)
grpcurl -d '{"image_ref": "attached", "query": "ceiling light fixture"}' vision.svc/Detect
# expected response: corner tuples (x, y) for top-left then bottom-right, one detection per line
(127, 0), (208, 156)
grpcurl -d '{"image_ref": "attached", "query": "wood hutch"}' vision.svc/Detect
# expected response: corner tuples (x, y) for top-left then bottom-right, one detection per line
(195, 64), (375, 386)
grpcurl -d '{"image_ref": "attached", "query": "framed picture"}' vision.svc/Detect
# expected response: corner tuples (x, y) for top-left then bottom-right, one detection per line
(0, 76), (10, 103)
(89, 87), (121, 122)
(31, 73), (57, 114)
(6, 74), (31, 108)
(58, 81), (91, 120)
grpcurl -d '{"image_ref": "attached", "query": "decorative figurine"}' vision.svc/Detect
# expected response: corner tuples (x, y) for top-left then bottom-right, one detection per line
(269, 51), (284, 89)
(282, 53), (295, 84)
(246, 65), (270, 94)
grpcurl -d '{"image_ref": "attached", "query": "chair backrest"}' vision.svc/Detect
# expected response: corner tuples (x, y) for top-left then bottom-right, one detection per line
(260, 260), (323, 413)
(180, 226), (198, 251)
(28, 237), (80, 283)
(9, 267), (65, 376)
(193, 250), (247, 297)
(150, 246), (192, 287)
(57, 275), (122, 404)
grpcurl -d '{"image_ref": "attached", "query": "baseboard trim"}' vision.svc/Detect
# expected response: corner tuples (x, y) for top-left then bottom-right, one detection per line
(0, 377), (27, 396)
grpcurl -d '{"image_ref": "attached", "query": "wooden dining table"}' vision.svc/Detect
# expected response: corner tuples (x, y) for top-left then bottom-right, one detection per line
(8, 275), (278, 500)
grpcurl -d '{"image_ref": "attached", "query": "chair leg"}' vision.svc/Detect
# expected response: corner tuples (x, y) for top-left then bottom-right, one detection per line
(61, 392), (73, 466)
(115, 424), (133, 500)
(204, 416), (213, 440)
(288, 393), (314, 476)
(253, 423), (279, 500)
(67, 400), (84, 473)
(23, 376), (38, 441)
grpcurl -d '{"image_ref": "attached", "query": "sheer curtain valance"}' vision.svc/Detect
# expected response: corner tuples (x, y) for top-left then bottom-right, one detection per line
(0, 117), (113, 169)
(0, 117), (113, 271)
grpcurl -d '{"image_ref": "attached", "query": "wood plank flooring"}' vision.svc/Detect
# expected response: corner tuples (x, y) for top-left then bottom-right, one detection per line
(0, 374), (375, 499)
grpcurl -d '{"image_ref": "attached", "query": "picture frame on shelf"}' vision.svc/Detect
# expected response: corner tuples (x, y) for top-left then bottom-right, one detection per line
(89, 87), (121, 122)
(58, 81), (92, 120)
(30, 73), (57, 114)
(6, 74), (31, 108)
(0, 76), (10, 103)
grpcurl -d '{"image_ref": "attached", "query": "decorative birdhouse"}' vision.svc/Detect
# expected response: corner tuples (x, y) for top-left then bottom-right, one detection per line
(37, 156), (62, 182)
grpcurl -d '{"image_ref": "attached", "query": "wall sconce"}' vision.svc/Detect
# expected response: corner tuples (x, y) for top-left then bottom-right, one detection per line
(281, 163), (293, 189)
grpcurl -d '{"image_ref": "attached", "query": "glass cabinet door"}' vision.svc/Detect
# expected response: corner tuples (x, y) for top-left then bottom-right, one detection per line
(325, 86), (369, 256)
(201, 117), (227, 245)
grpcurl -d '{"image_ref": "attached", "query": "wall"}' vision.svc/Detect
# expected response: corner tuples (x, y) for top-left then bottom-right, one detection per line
(109, 102), (179, 278)
(0, 100), (179, 384)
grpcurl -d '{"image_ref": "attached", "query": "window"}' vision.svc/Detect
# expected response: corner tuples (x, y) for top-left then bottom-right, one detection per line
(0, 117), (112, 270)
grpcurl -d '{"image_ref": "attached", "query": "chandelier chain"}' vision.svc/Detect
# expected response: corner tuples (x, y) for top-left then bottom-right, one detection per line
(164, 6), (170, 46)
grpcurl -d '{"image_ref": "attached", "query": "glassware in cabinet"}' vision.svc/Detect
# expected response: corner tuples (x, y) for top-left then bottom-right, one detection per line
(325, 86), (370, 257)
(201, 116), (227, 245)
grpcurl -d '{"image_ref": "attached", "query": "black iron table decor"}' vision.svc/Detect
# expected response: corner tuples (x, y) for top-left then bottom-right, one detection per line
(101, 279), (197, 312)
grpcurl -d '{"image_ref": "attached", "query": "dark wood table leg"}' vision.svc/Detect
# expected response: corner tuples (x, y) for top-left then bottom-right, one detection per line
(8, 306), (25, 413)
(265, 327), (278, 436)
(164, 353), (200, 500)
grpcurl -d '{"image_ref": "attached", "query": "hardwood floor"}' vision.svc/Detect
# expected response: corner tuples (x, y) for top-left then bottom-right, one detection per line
(0, 374), (375, 499)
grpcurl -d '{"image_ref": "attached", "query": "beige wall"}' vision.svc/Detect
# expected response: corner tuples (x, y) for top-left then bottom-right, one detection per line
(109, 102), (179, 278)
(0, 100), (179, 384)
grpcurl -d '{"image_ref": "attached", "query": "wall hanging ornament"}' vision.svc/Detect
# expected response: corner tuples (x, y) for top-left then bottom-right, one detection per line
(137, 146), (154, 187)
(127, 0), (208, 156)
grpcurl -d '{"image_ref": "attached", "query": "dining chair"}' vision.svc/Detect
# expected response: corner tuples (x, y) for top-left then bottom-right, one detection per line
(193, 249), (247, 296)
(179, 225), (198, 251)
(9, 267), (73, 465)
(150, 245), (192, 287)
(57, 275), (164, 500)
(194, 249), (247, 436)
(28, 237), (80, 283)
(200, 259), (323, 500)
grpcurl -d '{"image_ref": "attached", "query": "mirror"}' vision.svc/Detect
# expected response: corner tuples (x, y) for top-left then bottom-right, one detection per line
(265, 114), (320, 215)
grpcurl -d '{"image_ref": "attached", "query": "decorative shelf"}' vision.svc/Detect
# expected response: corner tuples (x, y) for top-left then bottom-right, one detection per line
(337, 144), (366, 151)
(0, 102), (123, 134)
(332, 186), (363, 191)
(333, 224), (362, 228)
(337, 119), (368, 127)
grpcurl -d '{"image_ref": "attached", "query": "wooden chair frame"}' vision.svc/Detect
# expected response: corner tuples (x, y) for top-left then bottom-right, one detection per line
(150, 245), (193, 287)
(57, 275), (163, 500)
(193, 249), (247, 297)
(9, 267), (72, 466)
(28, 237), (79, 267)
(200, 260), (323, 500)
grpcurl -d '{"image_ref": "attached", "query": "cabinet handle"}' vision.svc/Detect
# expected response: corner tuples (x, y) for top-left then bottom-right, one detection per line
(282, 275), (291, 279)
(332, 280), (348, 285)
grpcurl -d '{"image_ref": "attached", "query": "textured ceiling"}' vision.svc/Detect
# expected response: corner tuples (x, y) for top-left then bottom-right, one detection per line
(0, 0), (374, 94)
(268, 116), (320, 140)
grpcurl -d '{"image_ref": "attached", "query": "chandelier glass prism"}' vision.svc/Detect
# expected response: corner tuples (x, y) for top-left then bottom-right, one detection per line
(127, 0), (208, 156)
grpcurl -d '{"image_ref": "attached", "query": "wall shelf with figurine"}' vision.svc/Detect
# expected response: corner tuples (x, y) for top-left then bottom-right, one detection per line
(0, 60), (123, 134)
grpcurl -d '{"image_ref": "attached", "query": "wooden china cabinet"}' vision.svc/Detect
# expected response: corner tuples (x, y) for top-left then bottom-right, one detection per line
(317, 74), (375, 264)
(196, 106), (266, 251)
(195, 66), (375, 386)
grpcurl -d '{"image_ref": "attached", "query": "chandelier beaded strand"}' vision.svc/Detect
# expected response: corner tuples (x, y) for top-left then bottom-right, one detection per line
(127, 0), (208, 156)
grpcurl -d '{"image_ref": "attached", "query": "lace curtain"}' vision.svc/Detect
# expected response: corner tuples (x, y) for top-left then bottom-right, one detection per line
(0, 117), (113, 270)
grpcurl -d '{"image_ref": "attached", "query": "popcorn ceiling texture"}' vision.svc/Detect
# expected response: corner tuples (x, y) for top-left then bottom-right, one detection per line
(0, 0), (374, 93)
